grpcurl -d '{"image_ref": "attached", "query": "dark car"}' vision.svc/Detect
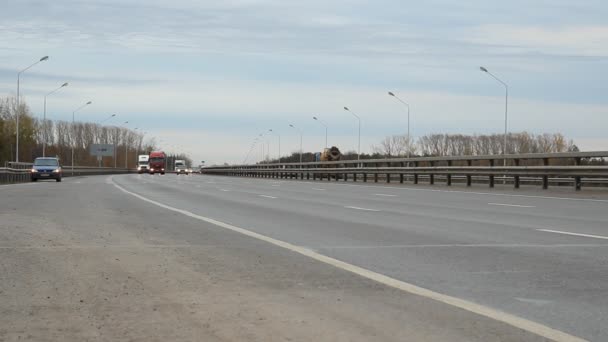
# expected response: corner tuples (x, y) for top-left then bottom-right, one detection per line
(31, 157), (62, 182)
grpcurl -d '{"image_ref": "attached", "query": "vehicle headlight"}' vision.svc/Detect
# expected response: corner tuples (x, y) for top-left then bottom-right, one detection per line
(31, 168), (38, 173)
(53, 168), (61, 173)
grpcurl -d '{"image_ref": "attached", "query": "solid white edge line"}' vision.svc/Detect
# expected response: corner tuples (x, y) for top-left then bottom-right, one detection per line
(488, 203), (536, 208)
(258, 195), (277, 199)
(109, 176), (584, 342)
(538, 229), (608, 240)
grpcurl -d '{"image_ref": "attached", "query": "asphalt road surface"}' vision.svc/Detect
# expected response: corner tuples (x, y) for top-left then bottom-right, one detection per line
(2, 174), (607, 341)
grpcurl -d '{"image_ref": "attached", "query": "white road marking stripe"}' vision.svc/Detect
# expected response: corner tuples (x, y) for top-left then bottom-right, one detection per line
(538, 229), (608, 240)
(488, 203), (536, 208)
(344, 206), (381, 212)
(312, 188), (326, 191)
(219, 189), (230, 192)
(319, 243), (608, 249)
(109, 176), (584, 342)
(374, 193), (397, 197)
(258, 195), (277, 199)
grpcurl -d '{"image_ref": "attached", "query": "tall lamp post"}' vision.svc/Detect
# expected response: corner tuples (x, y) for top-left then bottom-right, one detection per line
(312, 116), (328, 149)
(122, 121), (130, 169)
(16, 55), (49, 162)
(343, 106), (361, 160)
(43, 82), (68, 157)
(388, 91), (411, 158)
(480, 66), (509, 167)
(268, 129), (281, 163)
(99, 113), (116, 125)
(71, 100), (92, 174)
(289, 124), (303, 164)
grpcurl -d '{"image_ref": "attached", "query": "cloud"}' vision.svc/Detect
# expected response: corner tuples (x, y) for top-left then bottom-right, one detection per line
(1, 0), (607, 164)
(467, 25), (608, 57)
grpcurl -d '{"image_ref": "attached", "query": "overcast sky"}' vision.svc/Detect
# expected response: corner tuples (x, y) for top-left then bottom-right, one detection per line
(1, 0), (607, 165)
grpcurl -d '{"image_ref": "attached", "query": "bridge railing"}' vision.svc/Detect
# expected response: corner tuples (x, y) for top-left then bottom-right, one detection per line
(201, 151), (608, 191)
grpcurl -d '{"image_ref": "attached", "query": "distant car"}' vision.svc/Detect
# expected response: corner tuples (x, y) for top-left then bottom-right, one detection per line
(31, 157), (62, 182)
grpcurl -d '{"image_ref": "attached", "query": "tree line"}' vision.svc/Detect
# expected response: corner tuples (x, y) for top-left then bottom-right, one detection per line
(1, 96), (155, 168)
(262, 132), (582, 164)
(373, 132), (579, 157)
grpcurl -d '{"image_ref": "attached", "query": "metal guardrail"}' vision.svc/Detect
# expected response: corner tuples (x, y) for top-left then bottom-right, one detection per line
(0, 166), (132, 184)
(202, 151), (608, 191)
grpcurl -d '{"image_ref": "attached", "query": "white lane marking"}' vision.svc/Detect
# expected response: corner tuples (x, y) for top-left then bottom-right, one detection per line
(258, 195), (277, 199)
(374, 193), (397, 197)
(219, 189), (230, 192)
(488, 203), (536, 208)
(319, 243), (608, 249)
(344, 206), (381, 212)
(515, 298), (553, 306)
(538, 229), (608, 240)
(109, 176), (584, 342)
(312, 188), (326, 191)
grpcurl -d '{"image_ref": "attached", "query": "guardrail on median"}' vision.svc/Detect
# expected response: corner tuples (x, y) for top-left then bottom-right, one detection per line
(0, 165), (132, 185)
(201, 151), (608, 191)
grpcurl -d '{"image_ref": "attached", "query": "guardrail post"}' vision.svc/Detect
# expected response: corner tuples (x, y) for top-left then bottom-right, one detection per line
(414, 174), (418, 184)
(542, 176), (549, 189)
(488, 159), (494, 187)
(514, 175), (520, 188)
(353, 173), (357, 182)
(335, 172), (339, 181)
(386, 172), (390, 183)
(313, 173), (316, 180)
(574, 176), (581, 191)
(400, 173), (404, 184)
(466, 175), (472, 187)
(429, 161), (434, 185)
(374, 173), (378, 183)
(344, 173), (348, 182)
(364, 173), (368, 182)
(447, 160), (452, 186)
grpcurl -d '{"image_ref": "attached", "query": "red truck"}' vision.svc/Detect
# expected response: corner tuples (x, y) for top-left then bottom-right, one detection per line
(148, 151), (166, 175)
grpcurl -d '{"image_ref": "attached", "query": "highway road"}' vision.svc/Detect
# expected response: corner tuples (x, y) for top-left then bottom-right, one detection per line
(2, 174), (607, 341)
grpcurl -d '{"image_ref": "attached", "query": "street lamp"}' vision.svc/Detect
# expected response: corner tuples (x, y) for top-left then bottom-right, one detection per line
(343, 106), (361, 160)
(42, 82), (68, 157)
(99, 113), (116, 125)
(71, 100), (92, 173)
(312, 116), (328, 149)
(123, 121), (130, 169)
(268, 129), (281, 163)
(480, 66), (509, 167)
(16, 55), (49, 162)
(388, 91), (411, 158)
(289, 124), (303, 164)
